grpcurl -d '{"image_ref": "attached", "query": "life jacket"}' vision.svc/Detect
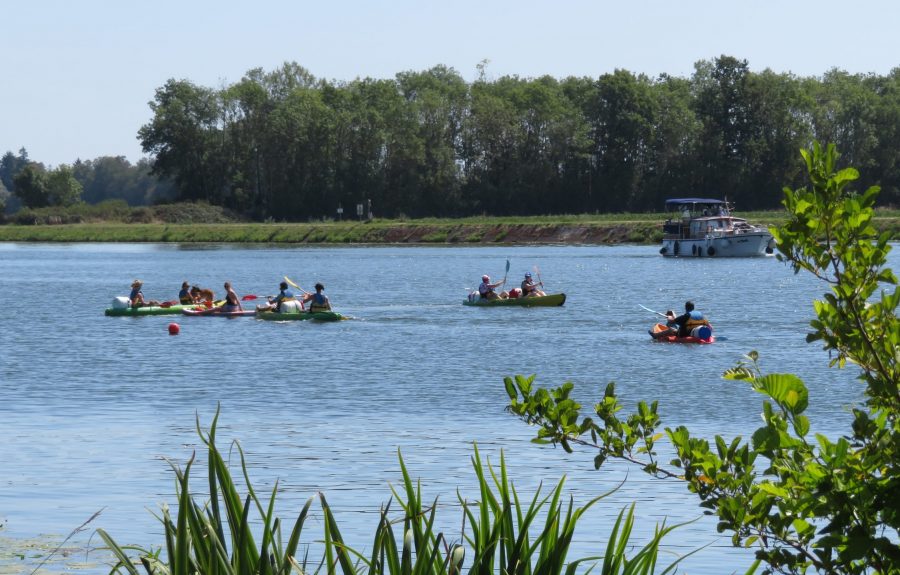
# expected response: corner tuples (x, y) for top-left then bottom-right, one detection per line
(684, 310), (709, 331)
(275, 290), (296, 311)
(129, 287), (143, 307)
(178, 288), (192, 304)
(478, 282), (493, 297)
(309, 292), (329, 312)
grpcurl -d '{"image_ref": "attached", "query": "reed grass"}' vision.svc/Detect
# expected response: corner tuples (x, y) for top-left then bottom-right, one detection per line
(95, 408), (702, 575)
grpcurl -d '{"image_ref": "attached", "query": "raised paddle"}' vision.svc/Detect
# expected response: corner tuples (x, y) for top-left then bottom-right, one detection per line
(533, 265), (544, 287)
(501, 258), (510, 286)
(284, 276), (311, 295)
(639, 304), (668, 318)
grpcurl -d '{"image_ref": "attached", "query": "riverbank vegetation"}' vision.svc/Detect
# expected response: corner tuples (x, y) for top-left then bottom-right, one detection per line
(506, 143), (900, 574)
(1, 203), (899, 244)
(94, 408), (695, 575)
(3, 57), (900, 223)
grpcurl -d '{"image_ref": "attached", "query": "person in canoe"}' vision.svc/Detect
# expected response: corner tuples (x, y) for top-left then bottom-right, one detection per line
(521, 272), (545, 297)
(650, 300), (711, 339)
(257, 281), (303, 313)
(213, 281), (243, 313)
(129, 280), (159, 308)
(178, 281), (195, 305)
(478, 275), (507, 300)
(302, 283), (332, 312)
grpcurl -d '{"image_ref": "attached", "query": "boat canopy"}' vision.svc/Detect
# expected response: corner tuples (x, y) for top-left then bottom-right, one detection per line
(665, 198), (726, 211)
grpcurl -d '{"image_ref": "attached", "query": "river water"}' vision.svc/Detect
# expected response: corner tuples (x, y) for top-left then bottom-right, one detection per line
(1, 243), (891, 573)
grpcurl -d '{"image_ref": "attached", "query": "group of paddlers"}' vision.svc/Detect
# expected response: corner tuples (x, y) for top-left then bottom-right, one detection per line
(126, 279), (332, 313)
(477, 271), (547, 301)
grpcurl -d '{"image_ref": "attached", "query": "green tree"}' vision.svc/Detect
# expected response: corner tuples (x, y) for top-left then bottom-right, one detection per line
(12, 163), (49, 208)
(589, 69), (657, 211)
(739, 70), (813, 208)
(396, 65), (468, 216)
(0, 147), (30, 193)
(505, 142), (899, 574)
(138, 79), (226, 204)
(643, 73), (700, 210)
(46, 164), (83, 206)
(692, 56), (754, 206)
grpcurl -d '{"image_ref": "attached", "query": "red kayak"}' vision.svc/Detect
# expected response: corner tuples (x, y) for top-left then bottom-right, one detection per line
(649, 322), (714, 344)
(181, 307), (256, 317)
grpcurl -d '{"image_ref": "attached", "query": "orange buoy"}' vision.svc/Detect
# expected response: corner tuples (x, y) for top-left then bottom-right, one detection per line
(168, 323), (180, 335)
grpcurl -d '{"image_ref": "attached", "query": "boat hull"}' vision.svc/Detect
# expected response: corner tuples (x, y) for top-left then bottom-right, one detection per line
(660, 233), (773, 257)
(257, 310), (346, 321)
(105, 303), (201, 316)
(181, 308), (256, 317)
(649, 323), (714, 344)
(463, 293), (566, 307)
(659, 198), (775, 257)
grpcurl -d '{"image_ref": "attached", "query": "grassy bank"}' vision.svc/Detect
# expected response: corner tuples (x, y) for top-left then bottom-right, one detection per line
(0, 211), (898, 244)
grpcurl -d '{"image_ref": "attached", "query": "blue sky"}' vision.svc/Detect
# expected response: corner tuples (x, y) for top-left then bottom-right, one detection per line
(4, 0), (899, 167)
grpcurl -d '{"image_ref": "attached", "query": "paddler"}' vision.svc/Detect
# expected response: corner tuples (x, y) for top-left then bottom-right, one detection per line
(521, 272), (545, 297)
(213, 281), (243, 313)
(302, 283), (332, 312)
(128, 279), (159, 308)
(178, 281), (194, 304)
(650, 300), (711, 339)
(257, 281), (302, 313)
(478, 275), (507, 300)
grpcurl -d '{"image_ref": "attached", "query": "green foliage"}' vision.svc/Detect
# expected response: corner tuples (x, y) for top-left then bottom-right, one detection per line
(13, 163), (50, 208)
(97, 407), (690, 575)
(127, 58), (900, 221)
(505, 142), (899, 574)
(46, 164), (83, 207)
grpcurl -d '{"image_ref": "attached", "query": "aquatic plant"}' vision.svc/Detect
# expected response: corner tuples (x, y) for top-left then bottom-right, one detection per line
(97, 407), (690, 575)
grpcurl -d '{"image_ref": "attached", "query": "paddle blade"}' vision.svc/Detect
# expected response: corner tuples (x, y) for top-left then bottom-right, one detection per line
(284, 276), (309, 294)
(505, 259), (510, 273)
(241, 294), (259, 301)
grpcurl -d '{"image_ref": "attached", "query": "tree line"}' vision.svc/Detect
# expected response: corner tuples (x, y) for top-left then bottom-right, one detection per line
(0, 148), (174, 214)
(3, 55), (900, 219)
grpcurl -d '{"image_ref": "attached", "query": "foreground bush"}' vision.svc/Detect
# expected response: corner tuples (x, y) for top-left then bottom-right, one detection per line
(505, 142), (898, 575)
(97, 408), (695, 575)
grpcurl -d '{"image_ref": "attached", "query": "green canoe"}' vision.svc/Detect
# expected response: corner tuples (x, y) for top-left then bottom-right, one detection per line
(256, 310), (346, 321)
(463, 293), (566, 307)
(105, 303), (201, 316)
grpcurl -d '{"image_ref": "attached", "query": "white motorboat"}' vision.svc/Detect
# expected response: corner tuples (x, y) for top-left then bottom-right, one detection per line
(659, 198), (775, 257)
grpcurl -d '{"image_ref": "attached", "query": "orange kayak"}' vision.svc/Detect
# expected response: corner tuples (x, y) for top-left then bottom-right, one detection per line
(649, 322), (714, 344)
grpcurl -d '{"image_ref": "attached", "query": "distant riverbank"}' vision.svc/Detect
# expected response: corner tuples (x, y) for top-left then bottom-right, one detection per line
(0, 212), (898, 244)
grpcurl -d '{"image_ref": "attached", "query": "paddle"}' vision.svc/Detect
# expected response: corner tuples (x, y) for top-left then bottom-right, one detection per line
(284, 276), (311, 295)
(533, 265), (544, 287)
(501, 258), (510, 287)
(639, 304), (668, 318)
(241, 294), (262, 301)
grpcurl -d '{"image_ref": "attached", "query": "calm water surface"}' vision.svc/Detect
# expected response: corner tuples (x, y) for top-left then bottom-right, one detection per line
(1, 243), (892, 573)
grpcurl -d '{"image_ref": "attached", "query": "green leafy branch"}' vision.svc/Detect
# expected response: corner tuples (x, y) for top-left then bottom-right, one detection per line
(505, 142), (899, 575)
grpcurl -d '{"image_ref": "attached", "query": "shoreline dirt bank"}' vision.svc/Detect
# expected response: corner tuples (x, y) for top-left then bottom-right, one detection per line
(0, 221), (665, 244)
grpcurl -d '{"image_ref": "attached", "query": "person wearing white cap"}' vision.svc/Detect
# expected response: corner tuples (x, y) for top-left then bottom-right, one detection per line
(478, 274), (506, 300)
